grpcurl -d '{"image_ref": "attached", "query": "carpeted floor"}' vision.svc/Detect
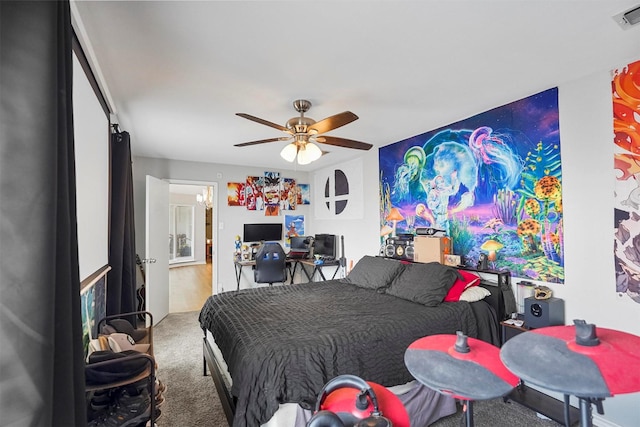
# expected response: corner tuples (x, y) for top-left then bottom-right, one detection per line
(152, 311), (572, 426)
(153, 310), (226, 427)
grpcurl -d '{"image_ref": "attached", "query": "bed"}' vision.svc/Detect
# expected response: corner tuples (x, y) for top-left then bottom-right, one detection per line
(199, 256), (507, 427)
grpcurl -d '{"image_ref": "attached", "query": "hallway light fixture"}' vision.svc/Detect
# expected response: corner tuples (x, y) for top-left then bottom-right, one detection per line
(197, 186), (213, 209)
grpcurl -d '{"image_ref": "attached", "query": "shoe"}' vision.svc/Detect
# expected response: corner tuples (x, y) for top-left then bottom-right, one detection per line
(155, 379), (166, 395)
(90, 390), (112, 412)
(129, 377), (166, 402)
(88, 389), (150, 427)
(154, 393), (165, 408)
(143, 409), (162, 427)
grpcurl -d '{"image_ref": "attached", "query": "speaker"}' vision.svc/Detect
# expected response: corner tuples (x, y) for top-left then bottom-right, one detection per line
(384, 238), (414, 260)
(524, 297), (564, 329)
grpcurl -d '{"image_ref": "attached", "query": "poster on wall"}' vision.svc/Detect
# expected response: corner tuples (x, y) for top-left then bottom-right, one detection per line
(612, 58), (640, 304)
(264, 171), (280, 216)
(314, 158), (364, 220)
(298, 184), (311, 205)
(281, 177), (297, 210)
(379, 87), (564, 283)
(246, 176), (264, 211)
(227, 182), (246, 206)
(284, 214), (305, 248)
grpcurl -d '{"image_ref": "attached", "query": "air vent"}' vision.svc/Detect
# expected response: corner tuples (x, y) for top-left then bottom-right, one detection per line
(613, 4), (640, 30)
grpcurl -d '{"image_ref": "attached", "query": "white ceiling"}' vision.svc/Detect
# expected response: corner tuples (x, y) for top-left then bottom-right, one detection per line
(71, 0), (640, 172)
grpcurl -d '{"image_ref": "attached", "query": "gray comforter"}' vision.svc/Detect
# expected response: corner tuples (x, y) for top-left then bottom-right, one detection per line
(199, 280), (491, 427)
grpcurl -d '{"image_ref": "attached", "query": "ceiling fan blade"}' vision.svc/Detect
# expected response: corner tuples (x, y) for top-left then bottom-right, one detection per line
(318, 135), (373, 150)
(307, 111), (358, 134)
(234, 137), (291, 147)
(236, 113), (292, 134)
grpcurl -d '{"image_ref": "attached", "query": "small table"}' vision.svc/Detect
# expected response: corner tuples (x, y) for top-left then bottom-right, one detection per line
(500, 315), (529, 346)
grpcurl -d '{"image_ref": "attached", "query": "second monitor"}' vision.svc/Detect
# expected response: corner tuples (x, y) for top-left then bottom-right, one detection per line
(313, 234), (337, 260)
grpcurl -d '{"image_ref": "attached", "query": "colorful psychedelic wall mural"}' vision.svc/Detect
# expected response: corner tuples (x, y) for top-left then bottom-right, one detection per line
(379, 88), (564, 283)
(613, 58), (640, 304)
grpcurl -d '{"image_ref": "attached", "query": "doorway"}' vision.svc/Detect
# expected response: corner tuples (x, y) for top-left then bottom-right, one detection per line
(167, 181), (218, 313)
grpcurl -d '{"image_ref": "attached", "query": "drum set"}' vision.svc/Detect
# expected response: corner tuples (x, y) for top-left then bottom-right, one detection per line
(404, 321), (640, 427)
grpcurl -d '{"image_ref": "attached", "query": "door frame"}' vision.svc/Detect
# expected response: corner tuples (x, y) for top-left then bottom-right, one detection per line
(167, 179), (219, 296)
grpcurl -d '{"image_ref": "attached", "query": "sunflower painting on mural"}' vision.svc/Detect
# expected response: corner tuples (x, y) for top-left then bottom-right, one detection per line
(612, 58), (640, 304)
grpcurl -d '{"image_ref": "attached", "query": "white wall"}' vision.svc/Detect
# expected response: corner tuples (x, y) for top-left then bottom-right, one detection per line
(551, 68), (640, 426)
(311, 149), (383, 266)
(131, 66), (640, 426)
(132, 158), (311, 292)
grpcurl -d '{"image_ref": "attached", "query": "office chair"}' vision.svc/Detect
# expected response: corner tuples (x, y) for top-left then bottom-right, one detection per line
(254, 242), (287, 286)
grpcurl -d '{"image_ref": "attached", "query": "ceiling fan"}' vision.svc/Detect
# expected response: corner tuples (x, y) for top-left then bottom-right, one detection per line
(234, 99), (373, 165)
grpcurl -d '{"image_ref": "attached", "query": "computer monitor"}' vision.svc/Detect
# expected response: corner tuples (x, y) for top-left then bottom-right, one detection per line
(243, 223), (282, 243)
(289, 236), (311, 259)
(313, 234), (337, 259)
(290, 236), (311, 252)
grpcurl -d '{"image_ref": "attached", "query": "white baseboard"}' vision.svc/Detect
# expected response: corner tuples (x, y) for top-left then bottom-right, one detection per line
(593, 414), (622, 427)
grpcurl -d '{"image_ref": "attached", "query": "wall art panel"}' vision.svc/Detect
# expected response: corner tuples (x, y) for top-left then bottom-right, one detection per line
(379, 88), (564, 283)
(612, 58), (640, 304)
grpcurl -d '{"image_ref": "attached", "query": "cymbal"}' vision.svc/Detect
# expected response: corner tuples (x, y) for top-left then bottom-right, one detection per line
(500, 320), (640, 397)
(405, 332), (519, 401)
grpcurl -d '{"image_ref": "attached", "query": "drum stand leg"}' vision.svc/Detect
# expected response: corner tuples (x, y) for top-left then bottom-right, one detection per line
(578, 397), (604, 427)
(463, 400), (474, 427)
(578, 397), (593, 427)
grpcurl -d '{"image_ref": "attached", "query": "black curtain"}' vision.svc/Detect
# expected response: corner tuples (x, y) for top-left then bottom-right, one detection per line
(0, 1), (86, 426)
(107, 131), (138, 319)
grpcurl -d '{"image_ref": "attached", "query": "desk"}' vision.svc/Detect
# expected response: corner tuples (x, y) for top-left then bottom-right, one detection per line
(292, 259), (341, 282)
(234, 258), (341, 289)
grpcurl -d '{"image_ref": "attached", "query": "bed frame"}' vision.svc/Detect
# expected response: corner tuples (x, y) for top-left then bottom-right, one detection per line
(203, 335), (235, 426)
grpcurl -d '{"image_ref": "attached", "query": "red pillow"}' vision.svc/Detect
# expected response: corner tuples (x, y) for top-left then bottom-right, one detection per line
(444, 270), (480, 302)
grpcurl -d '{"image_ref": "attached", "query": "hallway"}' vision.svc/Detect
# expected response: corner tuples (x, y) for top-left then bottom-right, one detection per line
(169, 261), (212, 313)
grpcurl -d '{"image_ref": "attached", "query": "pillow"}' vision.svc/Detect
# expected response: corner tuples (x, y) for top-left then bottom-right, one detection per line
(459, 286), (491, 302)
(444, 270), (481, 302)
(342, 255), (405, 290)
(385, 262), (459, 306)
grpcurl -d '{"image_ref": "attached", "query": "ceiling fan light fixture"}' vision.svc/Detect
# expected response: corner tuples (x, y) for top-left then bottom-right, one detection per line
(297, 142), (322, 165)
(280, 143), (298, 162)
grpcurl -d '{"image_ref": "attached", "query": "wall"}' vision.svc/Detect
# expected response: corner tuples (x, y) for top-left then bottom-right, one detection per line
(132, 158), (311, 293)
(131, 67), (640, 426)
(550, 67), (640, 426)
(311, 149), (382, 268)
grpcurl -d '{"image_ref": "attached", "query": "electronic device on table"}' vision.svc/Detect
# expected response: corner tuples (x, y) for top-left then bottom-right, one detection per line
(313, 234), (337, 261)
(288, 236), (311, 259)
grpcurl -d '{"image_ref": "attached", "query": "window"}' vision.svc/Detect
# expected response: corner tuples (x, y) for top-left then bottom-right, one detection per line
(169, 204), (194, 263)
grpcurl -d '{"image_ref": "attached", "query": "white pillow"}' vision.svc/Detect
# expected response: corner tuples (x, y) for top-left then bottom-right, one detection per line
(459, 286), (491, 302)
